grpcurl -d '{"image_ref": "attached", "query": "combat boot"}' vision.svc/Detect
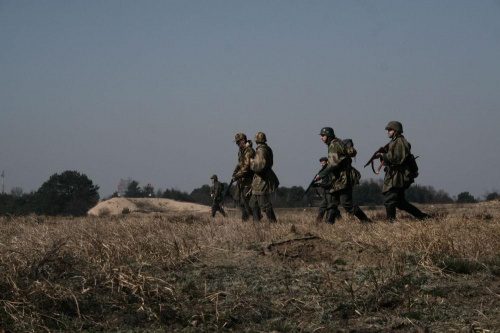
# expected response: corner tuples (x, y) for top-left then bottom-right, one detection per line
(386, 206), (396, 222)
(266, 209), (277, 223)
(326, 210), (336, 224)
(316, 211), (326, 223)
(354, 209), (373, 224)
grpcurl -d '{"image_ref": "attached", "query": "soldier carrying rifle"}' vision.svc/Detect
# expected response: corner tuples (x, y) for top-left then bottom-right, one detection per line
(370, 121), (430, 221)
(314, 127), (372, 224)
(210, 175), (226, 218)
(231, 133), (257, 221)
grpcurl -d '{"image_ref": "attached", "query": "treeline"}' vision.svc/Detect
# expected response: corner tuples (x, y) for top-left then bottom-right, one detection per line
(120, 178), (468, 208)
(2, 172), (498, 216)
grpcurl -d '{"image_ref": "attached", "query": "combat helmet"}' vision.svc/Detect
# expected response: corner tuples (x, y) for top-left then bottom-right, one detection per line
(385, 121), (403, 133)
(234, 133), (247, 143)
(319, 127), (335, 137)
(319, 157), (328, 162)
(210, 175), (218, 180)
(254, 132), (267, 144)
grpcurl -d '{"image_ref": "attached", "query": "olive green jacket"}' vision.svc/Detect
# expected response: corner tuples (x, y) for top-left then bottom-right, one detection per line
(250, 143), (279, 195)
(381, 134), (413, 193)
(233, 141), (256, 187)
(210, 180), (224, 203)
(317, 138), (360, 193)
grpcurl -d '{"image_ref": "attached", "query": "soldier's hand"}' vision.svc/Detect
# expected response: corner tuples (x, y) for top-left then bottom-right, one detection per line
(314, 175), (321, 181)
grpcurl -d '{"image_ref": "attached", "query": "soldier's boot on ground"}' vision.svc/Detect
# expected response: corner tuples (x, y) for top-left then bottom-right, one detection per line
(386, 206), (396, 222)
(266, 209), (277, 223)
(399, 202), (430, 221)
(220, 207), (226, 218)
(326, 210), (336, 224)
(316, 211), (326, 223)
(253, 208), (261, 222)
(242, 210), (250, 221)
(354, 209), (373, 224)
(211, 208), (216, 218)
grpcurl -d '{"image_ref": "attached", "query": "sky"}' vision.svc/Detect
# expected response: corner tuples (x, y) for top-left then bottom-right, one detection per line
(1, 0), (499, 199)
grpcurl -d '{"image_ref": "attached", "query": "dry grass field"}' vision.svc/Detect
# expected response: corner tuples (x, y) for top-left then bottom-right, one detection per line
(1, 201), (499, 332)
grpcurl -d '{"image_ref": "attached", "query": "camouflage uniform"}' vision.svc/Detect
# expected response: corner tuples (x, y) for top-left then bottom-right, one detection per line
(233, 133), (256, 221)
(210, 175), (226, 217)
(381, 121), (429, 221)
(250, 132), (279, 222)
(317, 128), (371, 224)
(316, 157), (342, 222)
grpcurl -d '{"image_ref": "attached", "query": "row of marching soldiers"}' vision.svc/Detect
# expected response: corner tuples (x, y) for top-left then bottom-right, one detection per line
(210, 121), (429, 223)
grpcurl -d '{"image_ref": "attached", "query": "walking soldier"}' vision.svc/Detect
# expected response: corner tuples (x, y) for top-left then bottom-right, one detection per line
(250, 132), (279, 222)
(232, 133), (256, 221)
(376, 121), (430, 221)
(210, 175), (226, 217)
(315, 127), (372, 224)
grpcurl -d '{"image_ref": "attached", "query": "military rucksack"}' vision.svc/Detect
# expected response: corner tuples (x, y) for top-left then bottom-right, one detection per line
(342, 139), (357, 158)
(405, 153), (419, 180)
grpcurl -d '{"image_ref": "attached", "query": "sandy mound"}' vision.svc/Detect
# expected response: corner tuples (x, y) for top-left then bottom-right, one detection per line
(88, 197), (210, 216)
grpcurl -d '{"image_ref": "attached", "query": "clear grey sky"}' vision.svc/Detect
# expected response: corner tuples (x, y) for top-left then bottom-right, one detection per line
(1, 1), (499, 199)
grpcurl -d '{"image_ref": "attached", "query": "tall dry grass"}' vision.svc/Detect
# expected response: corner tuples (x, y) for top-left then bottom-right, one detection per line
(0, 204), (499, 331)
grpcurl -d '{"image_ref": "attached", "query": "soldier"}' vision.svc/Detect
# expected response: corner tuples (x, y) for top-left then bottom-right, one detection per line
(316, 157), (342, 222)
(250, 132), (279, 222)
(210, 175), (226, 217)
(376, 121), (430, 221)
(232, 133), (256, 221)
(315, 127), (372, 224)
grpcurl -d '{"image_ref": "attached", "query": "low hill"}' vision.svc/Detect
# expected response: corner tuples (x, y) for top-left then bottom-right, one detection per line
(87, 197), (211, 216)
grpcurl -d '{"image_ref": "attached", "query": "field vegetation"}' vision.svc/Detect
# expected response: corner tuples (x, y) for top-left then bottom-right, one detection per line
(1, 202), (499, 332)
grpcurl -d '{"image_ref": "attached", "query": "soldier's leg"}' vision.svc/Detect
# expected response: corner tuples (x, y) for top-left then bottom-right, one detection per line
(325, 192), (340, 224)
(250, 194), (261, 221)
(339, 188), (372, 223)
(396, 189), (430, 220)
(260, 193), (277, 223)
(211, 204), (217, 218)
(384, 189), (398, 221)
(317, 192), (328, 222)
(218, 203), (227, 217)
(241, 186), (254, 220)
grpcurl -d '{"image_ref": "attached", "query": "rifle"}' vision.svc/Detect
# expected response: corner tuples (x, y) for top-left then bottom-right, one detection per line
(301, 165), (327, 199)
(223, 178), (235, 200)
(364, 143), (389, 175)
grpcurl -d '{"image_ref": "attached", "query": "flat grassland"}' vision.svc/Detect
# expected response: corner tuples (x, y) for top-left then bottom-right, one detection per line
(1, 202), (499, 332)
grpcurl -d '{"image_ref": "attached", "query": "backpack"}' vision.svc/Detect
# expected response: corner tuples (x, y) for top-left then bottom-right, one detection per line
(342, 139), (357, 158)
(405, 153), (419, 180)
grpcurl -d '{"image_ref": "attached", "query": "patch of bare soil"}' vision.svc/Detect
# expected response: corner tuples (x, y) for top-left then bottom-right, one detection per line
(265, 235), (385, 268)
(87, 197), (210, 216)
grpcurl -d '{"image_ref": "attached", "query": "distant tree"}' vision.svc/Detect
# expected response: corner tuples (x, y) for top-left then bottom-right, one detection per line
(10, 187), (24, 197)
(162, 188), (193, 202)
(117, 178), (134, 197)
(189, 185), (212, 206)
(125, 180), (143, 198)
(142, 184), (154, 197)
(457, 191), (477, 203)
(353, 179), (384, 205)
(485, 191), (500, 201)
(36, 171), (100, 216)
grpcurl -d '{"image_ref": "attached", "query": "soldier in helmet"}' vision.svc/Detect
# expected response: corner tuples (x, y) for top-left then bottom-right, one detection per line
(316, 157), (342, 222)
(232, 133), (256, 221)
(376, 121), (430, 221)
(250, 132), (279, 222)
(210, 175), (226, 217)
(315, 127), (372, 224)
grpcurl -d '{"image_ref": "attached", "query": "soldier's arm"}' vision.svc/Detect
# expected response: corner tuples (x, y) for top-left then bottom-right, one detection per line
(382, 139), (408, 166)
(214, 183), (222, 198)
(318, 142), (344, 178)
(250, 148), (268, 174)
(233, 150), (252, 180)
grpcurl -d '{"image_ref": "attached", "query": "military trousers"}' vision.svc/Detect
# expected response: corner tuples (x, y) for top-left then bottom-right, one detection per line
(236, 183), (253, 221)
(251, 193), (277, 222)
(211, 202), (226, 217)
(325, 188), (370, 224)
(317, 189), (341, 222)
(383, 188), (428, 221)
